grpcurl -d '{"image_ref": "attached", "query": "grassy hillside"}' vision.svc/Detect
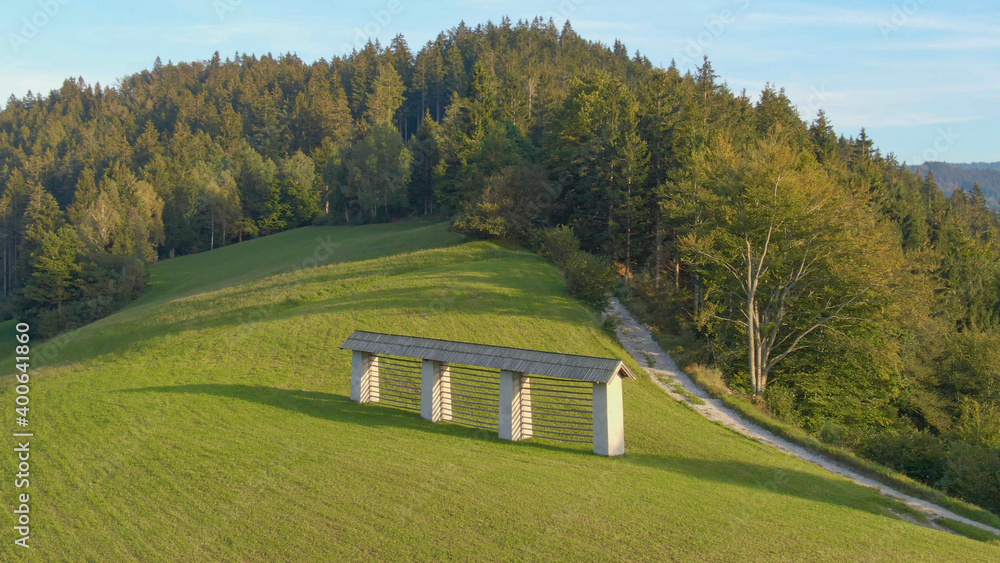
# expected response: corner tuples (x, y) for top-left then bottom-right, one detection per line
(1, 221), (997, 560)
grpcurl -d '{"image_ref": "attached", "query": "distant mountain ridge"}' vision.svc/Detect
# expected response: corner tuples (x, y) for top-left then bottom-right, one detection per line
(950, 162), (1000, 172)
(911, 161), (1000, 209)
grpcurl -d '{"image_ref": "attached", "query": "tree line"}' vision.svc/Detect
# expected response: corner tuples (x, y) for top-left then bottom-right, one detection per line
(2, 17), (999, 513)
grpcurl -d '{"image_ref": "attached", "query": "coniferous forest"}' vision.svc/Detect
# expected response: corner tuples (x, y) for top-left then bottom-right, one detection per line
(913, 161), (1000, 208)
(2, 19), (999, 513)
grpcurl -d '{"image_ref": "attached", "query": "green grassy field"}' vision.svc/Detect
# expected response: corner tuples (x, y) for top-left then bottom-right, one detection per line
(1, 221), (998, 560)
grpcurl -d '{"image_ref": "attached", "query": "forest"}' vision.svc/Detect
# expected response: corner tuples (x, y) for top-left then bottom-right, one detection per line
(1, 18), (998, 513)
(913, 161), (1000, 209)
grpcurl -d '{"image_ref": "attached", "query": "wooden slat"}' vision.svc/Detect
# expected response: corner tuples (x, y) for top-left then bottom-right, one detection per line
(529, 411), (593, 423)
(530, 377), (594, 395)
(445, 394), (497, 410)
(377, 396), (420, 410)
(530, 426), (592, 439)
(529, 434), (591, 444)
(447, 380), (499, 393)
(527, 403), (592, 416)
(526, 421), (592, 433)
(442, 406), (498, 419)
(527, 394), (593, 405)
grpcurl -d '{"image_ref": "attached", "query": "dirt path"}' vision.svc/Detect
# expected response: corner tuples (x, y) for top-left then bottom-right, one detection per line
(609, 297), (1000, 537)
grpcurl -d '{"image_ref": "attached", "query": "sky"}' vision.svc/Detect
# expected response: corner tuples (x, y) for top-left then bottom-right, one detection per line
(1, 0), (997, 163)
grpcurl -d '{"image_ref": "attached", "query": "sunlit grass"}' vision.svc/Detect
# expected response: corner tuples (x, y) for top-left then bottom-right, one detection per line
(0, 221), (996, 560)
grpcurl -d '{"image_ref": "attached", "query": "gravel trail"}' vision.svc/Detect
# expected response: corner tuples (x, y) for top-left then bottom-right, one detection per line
(610, 297), (1000, 536)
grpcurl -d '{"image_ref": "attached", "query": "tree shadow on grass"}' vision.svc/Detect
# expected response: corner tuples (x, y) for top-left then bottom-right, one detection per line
(127, 383), (910, 523)
(34, 248), (571, 372)
(146, 266), (581, 341)
(126, 383), (517, 444)
(19, 222), (471, 372)
(141, 222), (464, 306)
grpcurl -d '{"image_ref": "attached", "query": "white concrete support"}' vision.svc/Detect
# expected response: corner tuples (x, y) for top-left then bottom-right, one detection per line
(521, 376), (533, 438)
(350, 351), (380, 403)
(440, 363), (452, 421)
(593, 376), (625, 456)
(499, 370), (516, 440)
(421, 359), (446, 422)
(500, 370), (531, 441)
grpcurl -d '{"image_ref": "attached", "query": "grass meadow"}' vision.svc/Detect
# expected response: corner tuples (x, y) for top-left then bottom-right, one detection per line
(1, 221), (997, 560)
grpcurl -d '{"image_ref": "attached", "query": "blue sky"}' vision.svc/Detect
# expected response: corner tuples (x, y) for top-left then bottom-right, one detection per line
(2, 0), (997, 163)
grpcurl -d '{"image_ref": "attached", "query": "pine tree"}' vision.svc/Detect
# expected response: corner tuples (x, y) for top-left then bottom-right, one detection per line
(809, 110), (838, 162)
(408, 112), (441, 214)
(546, 70), (648, 273)
(343, 124), (412, 220)
(275, 151), (320, 227)
(365, 64), (406, 128)
(234, 143), (279, 231)
(0, 170), (42, 296)
(21, 226), (80, 315)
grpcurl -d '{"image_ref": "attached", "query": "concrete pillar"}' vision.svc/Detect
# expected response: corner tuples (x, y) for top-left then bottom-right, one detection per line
(500, 370), (530, 441)
(499, 370), (515, 440)
(350, 351), (379, 403)
(593, 376), (625, 456)
(421, 359), (446, 422)
(440, 363), (452, 421)
(521, 376), (533, 438)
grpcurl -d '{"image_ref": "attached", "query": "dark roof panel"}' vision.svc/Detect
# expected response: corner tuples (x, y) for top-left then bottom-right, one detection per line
(340, 331), (635, 384)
